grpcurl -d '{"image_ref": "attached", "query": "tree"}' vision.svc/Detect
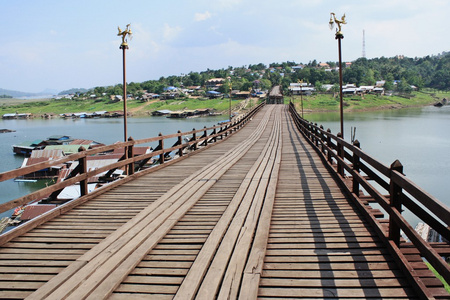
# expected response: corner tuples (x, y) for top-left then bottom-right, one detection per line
(314, 81), (326, 93)
(397, 78), (412, 93)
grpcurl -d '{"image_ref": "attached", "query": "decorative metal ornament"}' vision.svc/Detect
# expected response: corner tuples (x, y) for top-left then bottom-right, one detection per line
(118, 24), (132, 48)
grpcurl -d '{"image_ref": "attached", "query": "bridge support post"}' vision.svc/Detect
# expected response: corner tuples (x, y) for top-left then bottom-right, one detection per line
(314, 123), (319, 147)
(78, 147), (88, 197)
(127, 137), (135, 175)
(212, 128), (217, 143)
(203, 126), (208, 146)
(389, 159), (403, 246)
(192, 129), (197, 150)
(326, 129), (333, 163)
(352, 140), (360, 196)
(337, 132), (344, 176)
(158, 133), (164, 165)
(177, 130), (183, 157)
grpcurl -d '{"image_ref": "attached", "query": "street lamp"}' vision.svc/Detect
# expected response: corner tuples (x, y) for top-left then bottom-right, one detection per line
(329, 13), (346, 138)
(117, 24), (132, 141)
(227, 76), (232, 122)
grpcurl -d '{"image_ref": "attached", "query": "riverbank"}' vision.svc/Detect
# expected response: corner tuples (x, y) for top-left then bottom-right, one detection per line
(290, 90), (450, 114)
(1, 91), (448, 118)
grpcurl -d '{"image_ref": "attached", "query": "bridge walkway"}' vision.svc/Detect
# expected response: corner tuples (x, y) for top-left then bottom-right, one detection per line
(0, 105), (436, 299)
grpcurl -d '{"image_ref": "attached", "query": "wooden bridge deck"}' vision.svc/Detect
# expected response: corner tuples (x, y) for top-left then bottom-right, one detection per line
(0, 105), (443, 299)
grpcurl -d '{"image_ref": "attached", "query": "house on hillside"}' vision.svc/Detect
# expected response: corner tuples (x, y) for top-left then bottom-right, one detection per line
(206, 78), (225, 90)
(206, 91), (222, 99)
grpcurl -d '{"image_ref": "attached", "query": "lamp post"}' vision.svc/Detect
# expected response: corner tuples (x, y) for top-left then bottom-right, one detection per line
(117, 24), (132, 141)
(227, 77), (232, 122)
(329, 13), (346, 138)
(298, 79), (304, 118)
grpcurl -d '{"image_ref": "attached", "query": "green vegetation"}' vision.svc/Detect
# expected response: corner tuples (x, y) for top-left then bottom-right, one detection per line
(1, 90), (447, 117)
(287, 90), (449, 112)
(50, 52), (450, 101)
(426, 262), (450, 293)
(0, 96), (248, 116)
(2, 52), (450, 116)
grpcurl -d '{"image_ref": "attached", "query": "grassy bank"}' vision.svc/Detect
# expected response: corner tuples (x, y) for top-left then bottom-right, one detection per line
(288, 90), (449, 113)
(1, 91), (448, 117)
(0, 97), (250, 116)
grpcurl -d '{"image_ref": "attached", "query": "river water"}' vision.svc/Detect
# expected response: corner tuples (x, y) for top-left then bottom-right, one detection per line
(1, 105), (449, 227)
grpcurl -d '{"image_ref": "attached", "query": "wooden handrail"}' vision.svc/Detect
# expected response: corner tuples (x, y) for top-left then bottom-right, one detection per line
(0, 102), (265, 216)
(288, 101), (450, 296)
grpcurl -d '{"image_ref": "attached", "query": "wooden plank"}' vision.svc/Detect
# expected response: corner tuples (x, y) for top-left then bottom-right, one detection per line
(173, 107), (281, 300)
(1, 105), (441, 299)
(259, 278), (409, 288)
(217, 109), (283, 299)
(257, 287), (416, 298)
(28, 106), (277, 300)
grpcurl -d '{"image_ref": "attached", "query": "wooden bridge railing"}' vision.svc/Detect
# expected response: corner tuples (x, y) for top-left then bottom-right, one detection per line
(0, 102), (265, 242)
(289, 101), (450, 298)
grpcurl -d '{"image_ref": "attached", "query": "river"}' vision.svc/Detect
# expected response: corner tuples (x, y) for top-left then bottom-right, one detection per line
(1, 105), (449, 227)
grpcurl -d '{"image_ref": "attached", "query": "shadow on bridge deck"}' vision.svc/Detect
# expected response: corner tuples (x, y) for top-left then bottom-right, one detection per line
(0, 105), (447, 299)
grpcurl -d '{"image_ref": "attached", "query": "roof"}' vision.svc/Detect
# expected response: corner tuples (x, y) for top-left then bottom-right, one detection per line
(206, 78), (225, 82)
(57, 183), (97, 200)
(44, 145), (87, 154)
(164, 86), (177, 91)
(69, 139), (94, 146)
(47, 135), (72, 141)
(14, 141), (34, 147)
(113, 146), (151, 156)
(31, 139), (45, 146)
(20, 204), (57, 221)
(22, 157), (50, 168)
(30, 149), (64, 158)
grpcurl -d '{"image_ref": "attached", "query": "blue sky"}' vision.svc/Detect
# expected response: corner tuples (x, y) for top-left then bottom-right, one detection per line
(1, 0), (449, 93)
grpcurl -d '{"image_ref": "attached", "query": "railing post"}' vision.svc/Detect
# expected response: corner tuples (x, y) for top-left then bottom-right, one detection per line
(337, 132), (344, 176)
(314, 123), (319, 147)
(352, 139), (360, 196)
(212, 128), (217, 143)
(389, 159), (404, 246)
(192, 128), (197, 150)
(177, 130), (183, 157)
(127, 137), (134, 175)
(319, 126), (325, 154)
(203, 126), (208, 146)
(78, 146), (88, 197)
(158, 133), (164, 165)
(327, 129), (332, 163)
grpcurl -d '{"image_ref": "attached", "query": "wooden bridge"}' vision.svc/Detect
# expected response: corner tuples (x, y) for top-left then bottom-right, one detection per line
(0, 104), (449, 299)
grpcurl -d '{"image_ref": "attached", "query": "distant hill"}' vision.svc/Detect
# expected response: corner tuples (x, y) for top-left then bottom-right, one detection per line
(58, 88), (89, 95)
(0, 88), (37, 98)
(0, 88), (59, 98)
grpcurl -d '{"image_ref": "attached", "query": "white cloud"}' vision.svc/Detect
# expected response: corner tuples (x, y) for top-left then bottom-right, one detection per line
(163, 23), (183, 42)
(194, 11), (212, 22)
